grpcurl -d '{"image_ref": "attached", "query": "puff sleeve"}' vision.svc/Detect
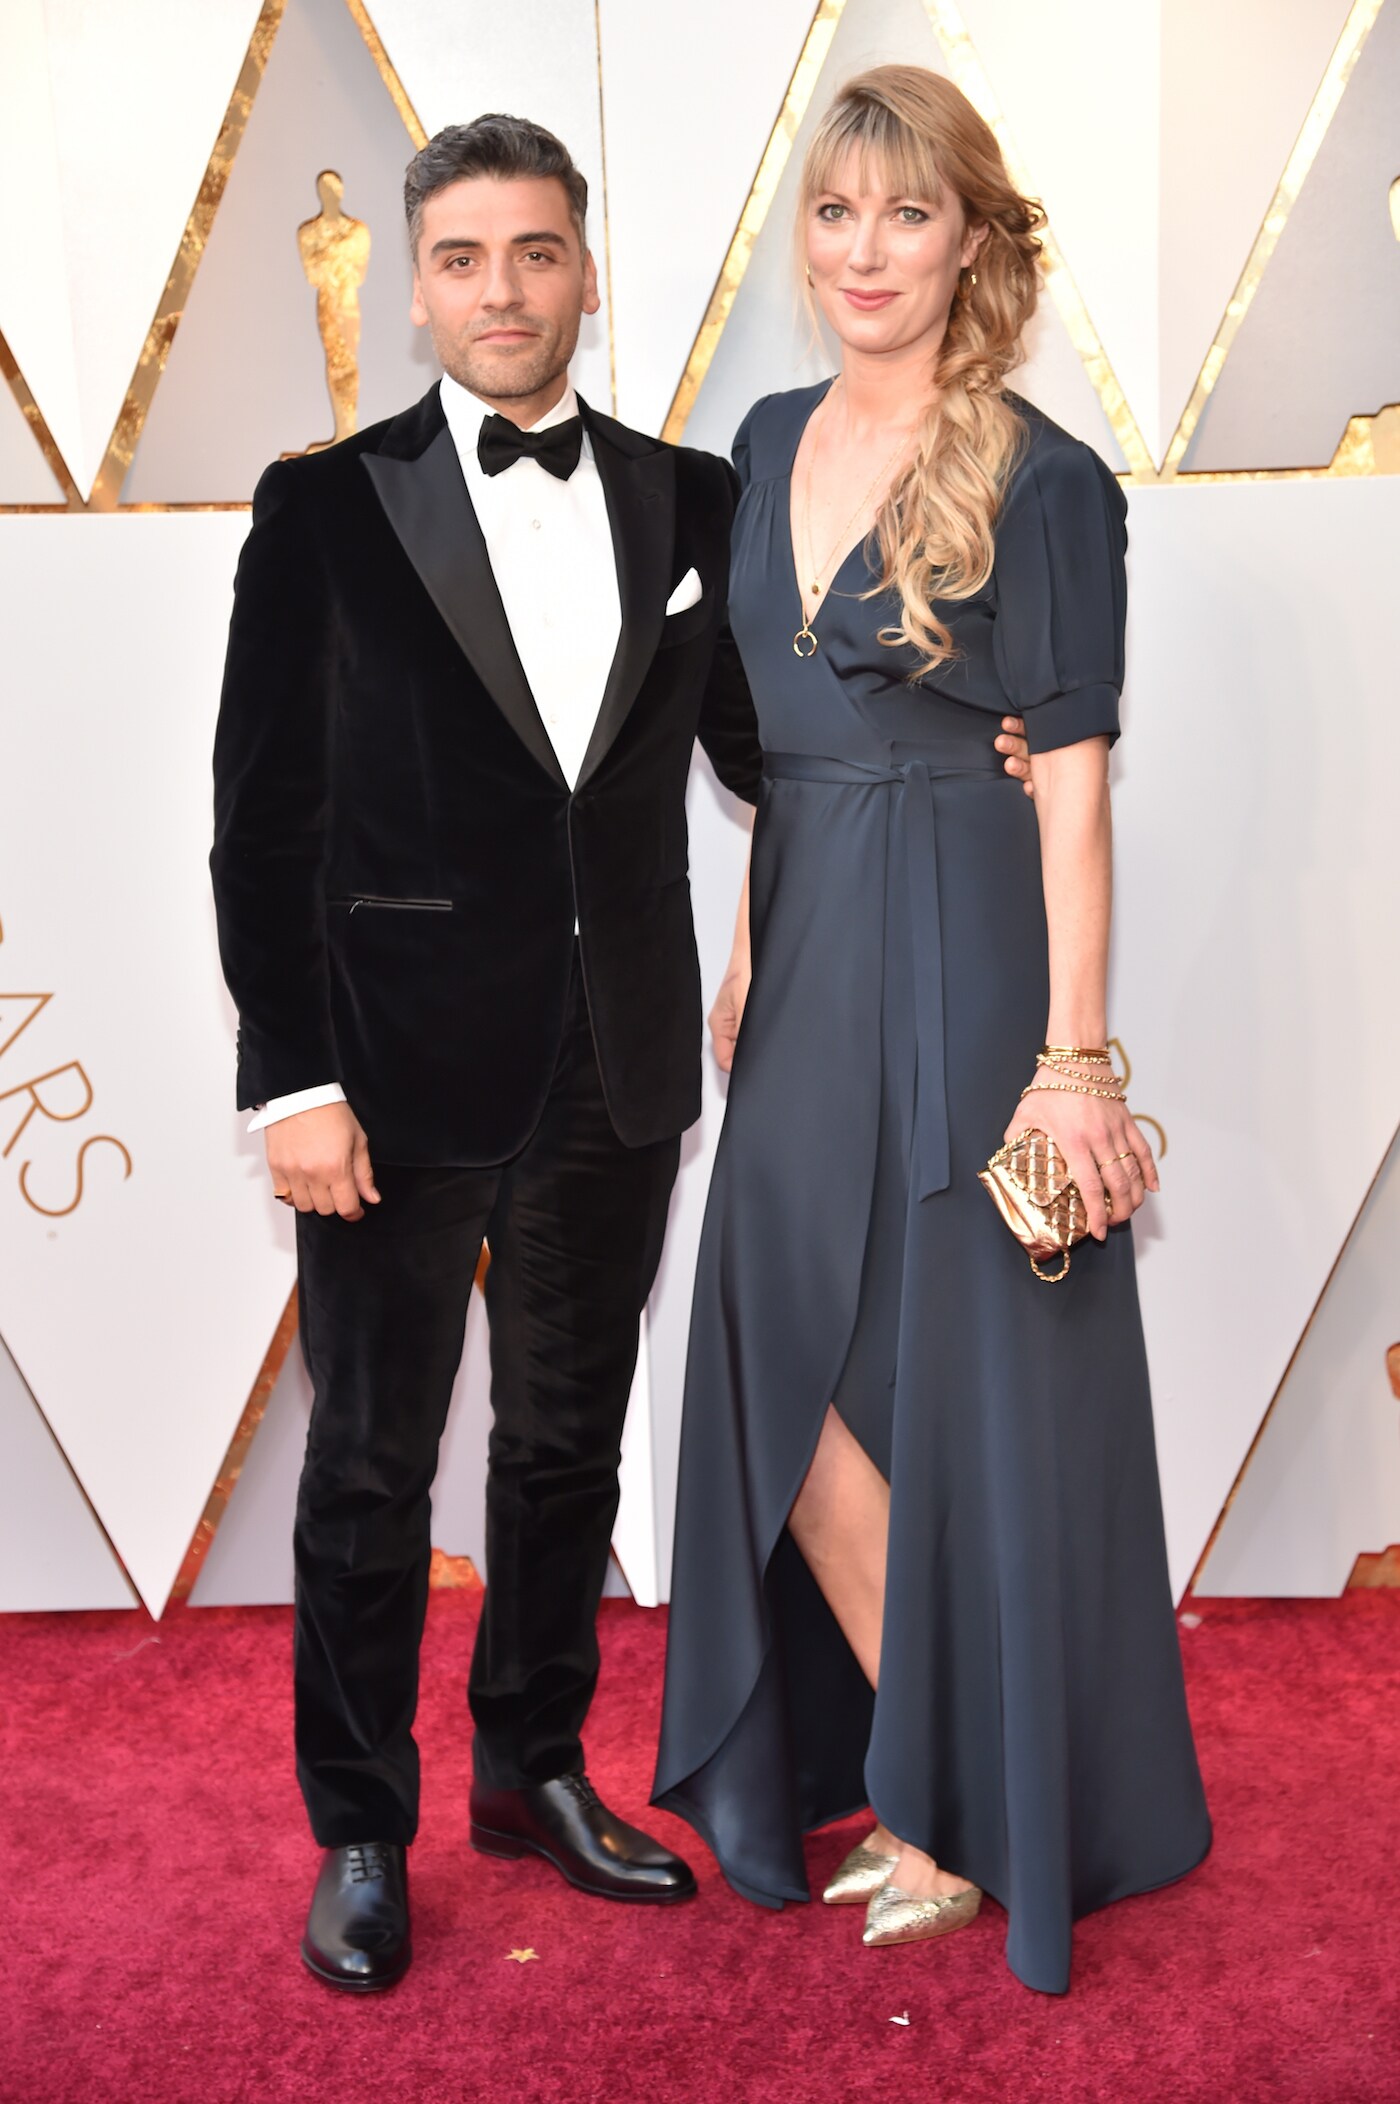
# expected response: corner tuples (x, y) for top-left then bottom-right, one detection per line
(730, 395), (773, 495)
(992, 436), (1127, 753)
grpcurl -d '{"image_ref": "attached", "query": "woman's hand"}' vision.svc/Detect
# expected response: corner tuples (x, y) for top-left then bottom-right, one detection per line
(709, 957), (752, 1073)
(1004, 1082), (1159, 1241)
(996, 715), (1034, 796)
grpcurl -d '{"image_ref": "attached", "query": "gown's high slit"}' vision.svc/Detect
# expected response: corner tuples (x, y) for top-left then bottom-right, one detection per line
(653, 384), (1211, 1993)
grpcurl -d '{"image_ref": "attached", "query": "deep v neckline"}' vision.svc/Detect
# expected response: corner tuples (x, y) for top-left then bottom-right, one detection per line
(784, 378), (877, 635)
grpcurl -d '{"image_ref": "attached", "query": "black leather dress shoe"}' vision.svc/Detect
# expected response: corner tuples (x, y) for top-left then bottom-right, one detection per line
(301, 1842), (411, 1992)
(470, 1774), (697, 1903)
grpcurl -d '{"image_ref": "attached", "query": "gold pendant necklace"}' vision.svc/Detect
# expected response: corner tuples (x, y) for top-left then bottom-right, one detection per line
(793, 384), (913, 658)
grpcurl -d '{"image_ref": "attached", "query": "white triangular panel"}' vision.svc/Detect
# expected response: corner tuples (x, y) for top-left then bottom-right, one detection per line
(0, 1), (265, 498)
(958, 0), (1162, 459)
(0, 513), (293, 1613)
(1180, 0), (1400, 472)
(1159, 0), (1358, 462)
(1109, 475), (1400, 1596)
(0, 1329), (135, 1610)
(0, 0), (82, 496)
(599, 0), (820, 435)
(678, 0), (1124, 468)
(1195, 1125), (1400, 1597)
(359, 0), (614, 411)
(0, 370), (65, 504)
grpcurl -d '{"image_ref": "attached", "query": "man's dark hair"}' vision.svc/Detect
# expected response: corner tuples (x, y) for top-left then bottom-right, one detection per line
(404, 115), (589, 257)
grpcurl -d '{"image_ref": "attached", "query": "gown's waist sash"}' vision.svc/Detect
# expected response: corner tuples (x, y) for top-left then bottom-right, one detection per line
(761, 748), (1005, 1201)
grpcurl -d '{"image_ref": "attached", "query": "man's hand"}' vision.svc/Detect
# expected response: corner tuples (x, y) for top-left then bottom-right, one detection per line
(997, 715), (1033, 795)
(266, 1102), (379, 1221)
(709, 959), (752, 1074)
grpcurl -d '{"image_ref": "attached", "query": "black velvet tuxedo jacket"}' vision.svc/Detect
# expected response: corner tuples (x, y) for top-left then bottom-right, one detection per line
(210, 385), (763, 1163)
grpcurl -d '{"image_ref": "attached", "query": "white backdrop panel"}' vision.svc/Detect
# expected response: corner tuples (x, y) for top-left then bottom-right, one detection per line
(0, 0), (81, 492)
(1158, 0), (1357, 456)
(1196, 1126), (1400, 1596)
(0, 370), (66, 505)
(1112, 476), (1399, 1597)
(0, 516), (294, 1613)
(958, 0), (1162, 459)
(598, 0), (820, 435)
(0, 1331), (135, 1610)
(0, 0), (265, 497)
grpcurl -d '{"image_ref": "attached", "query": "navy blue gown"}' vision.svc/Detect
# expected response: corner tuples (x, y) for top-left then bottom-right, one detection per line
(652, 384), (1210, 1994)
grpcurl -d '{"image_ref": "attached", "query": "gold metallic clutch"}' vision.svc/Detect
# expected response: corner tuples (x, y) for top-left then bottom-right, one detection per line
(978, 1129), (1088, 1284)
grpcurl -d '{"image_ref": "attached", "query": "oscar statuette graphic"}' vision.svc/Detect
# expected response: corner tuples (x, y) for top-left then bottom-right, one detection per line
(288, 169), (370, 455)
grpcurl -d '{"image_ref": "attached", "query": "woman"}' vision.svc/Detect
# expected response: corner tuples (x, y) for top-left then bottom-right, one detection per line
(652, 66), (1210, 1995)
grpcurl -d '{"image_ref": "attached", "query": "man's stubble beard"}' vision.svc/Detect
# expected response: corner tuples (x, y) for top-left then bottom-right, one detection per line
(432, 314), (580, 405)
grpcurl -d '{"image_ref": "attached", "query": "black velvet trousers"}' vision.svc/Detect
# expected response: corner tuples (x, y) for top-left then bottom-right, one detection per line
(292, 953), (680, 1846)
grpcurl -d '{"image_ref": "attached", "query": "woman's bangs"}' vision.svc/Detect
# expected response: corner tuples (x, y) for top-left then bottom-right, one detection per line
(805, 102), (946, 211)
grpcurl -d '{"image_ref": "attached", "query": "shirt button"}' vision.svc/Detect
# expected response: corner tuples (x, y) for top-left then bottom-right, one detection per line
(530, 518), (542, 531)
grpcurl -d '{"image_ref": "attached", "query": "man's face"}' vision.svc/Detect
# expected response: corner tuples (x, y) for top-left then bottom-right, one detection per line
(410, 174), (598, 409)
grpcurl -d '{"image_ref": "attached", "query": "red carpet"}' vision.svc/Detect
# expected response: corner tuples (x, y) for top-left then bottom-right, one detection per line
(3, 1591), (1398, 2104)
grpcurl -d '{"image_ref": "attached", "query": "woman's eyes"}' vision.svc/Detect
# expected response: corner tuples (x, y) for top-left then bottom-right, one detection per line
(814, 203), (931, 225)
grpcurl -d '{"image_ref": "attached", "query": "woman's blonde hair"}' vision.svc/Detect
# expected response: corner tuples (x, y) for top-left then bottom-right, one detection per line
(797, 66), (1044, 673)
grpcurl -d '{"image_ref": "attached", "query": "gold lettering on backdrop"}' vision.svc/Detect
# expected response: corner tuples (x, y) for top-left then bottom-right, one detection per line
(0, 1060), (93, 1157)
(0, 991), (53, 1060)
(294, 171), (370, 452)
(1327, 174), (1400, 475)
(19, 1134), (134, 1218)
(0, 913), (131, 1212)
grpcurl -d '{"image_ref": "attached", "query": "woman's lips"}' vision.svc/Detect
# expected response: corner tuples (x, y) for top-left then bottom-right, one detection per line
(840, 289), (898, 311)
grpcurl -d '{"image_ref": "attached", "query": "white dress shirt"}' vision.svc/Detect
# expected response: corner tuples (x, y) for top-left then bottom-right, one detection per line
(248, 374), (622, 1133)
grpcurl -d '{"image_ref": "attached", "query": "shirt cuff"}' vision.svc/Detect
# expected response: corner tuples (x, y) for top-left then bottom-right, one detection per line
(247, 1083), (347, 1132)
(1022, 682), (1121, 754)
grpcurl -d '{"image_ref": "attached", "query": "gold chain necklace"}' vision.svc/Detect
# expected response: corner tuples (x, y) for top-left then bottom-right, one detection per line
(794, 388), (913, 658)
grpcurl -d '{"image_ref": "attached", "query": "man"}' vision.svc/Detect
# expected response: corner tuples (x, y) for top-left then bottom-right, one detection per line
(212, 113), (1032, 1992)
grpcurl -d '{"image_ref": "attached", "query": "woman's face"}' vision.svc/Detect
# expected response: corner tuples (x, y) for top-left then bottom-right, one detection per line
(805, 146), (987, 362)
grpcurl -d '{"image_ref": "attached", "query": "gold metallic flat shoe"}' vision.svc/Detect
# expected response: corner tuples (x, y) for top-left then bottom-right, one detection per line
(822, 1835), (900, 1906)
(862, 1880), (983, 1946)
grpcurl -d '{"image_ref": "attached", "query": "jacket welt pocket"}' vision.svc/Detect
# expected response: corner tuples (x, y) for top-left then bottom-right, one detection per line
(656, 599), (711, 650)
(331, 895), (454, 913)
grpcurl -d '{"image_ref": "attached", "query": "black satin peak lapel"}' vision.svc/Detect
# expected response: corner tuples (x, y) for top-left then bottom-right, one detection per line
(576, 418), (675, 790)
(363, 427), (566, 789)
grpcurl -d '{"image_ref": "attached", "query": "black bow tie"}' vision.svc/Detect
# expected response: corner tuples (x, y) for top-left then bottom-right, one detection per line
(477, 412), (583, 481)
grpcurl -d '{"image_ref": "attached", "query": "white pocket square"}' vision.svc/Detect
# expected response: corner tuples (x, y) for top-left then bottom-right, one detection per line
(664, 566), (704, 616)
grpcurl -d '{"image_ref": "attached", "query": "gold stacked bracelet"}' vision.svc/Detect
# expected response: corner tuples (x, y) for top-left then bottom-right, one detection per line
(1021, 1043), (1128, 1104)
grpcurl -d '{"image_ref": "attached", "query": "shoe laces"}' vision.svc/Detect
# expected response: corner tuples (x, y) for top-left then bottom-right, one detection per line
(345, 1843), (392, 1884)
(560, 1774), (600, 1809)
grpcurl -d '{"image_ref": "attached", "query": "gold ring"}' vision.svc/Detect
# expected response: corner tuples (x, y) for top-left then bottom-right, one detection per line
(1111, 1150), (1135, 1164)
